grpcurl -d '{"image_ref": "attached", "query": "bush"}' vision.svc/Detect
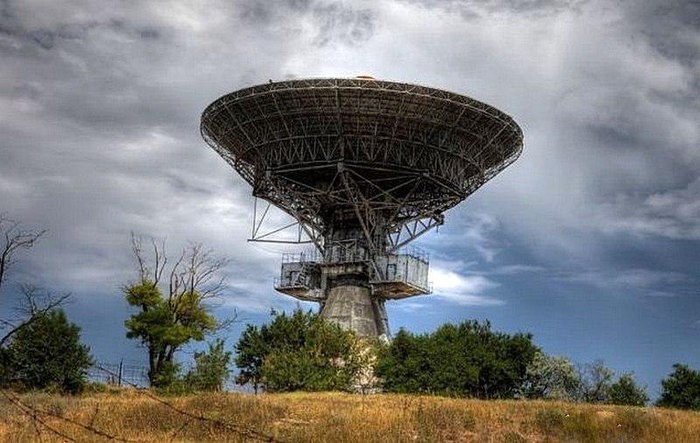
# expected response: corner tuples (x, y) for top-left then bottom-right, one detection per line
(657, 364), (700, 410)
(578, 360), (614, 403)
(185, 339), (232, 391)
(235, 309), (364, 393)
(608, 373), (648, 406)
(522, 351), (581, 401)
(374, 320), (538, 399)
(2, 310), (93, 394)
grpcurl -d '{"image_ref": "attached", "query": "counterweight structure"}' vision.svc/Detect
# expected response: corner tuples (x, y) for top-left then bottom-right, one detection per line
(201, 78), (523, 338)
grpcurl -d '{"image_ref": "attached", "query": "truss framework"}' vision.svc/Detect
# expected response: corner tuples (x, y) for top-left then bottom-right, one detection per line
(201, 77), (523, 263)
(249, 198), (318, 245)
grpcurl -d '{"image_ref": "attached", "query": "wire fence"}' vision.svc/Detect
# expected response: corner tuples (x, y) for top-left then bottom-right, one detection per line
(87, 360), (150, 388)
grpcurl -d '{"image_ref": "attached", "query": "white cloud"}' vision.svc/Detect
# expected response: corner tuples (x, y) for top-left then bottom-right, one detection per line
(430, 267), (503, 306)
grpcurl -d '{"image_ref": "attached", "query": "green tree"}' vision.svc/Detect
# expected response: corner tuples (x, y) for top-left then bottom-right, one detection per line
(579, 360), (614, 403)
(374, 320), (538, 399)
(0, 216), (75, 390)
(657, 364), (700, 410)
(234, 323), (268, 393)
(522, 351), (581, 401)
(124, 235), (229, 387)
(373, 329), (427, 394)
(3, 309), (92, 394)
(608, 372), (648, 406)
(234, 309), (362, 393)
(185, 339), (232, 391)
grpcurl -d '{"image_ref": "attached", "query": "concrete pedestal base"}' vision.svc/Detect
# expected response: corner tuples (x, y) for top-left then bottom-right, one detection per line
(320, 284), (387, 338)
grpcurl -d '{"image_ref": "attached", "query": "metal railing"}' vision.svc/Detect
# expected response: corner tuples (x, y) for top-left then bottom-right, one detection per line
(279, 245), (430, 266)
(273, 276), (310, 289)
(281, 250), (320, 263)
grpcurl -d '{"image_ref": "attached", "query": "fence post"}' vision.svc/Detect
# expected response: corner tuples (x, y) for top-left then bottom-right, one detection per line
(118, 359), (123, 387)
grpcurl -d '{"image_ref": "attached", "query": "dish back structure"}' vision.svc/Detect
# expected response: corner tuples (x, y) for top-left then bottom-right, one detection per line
(201, 78), (523, 338)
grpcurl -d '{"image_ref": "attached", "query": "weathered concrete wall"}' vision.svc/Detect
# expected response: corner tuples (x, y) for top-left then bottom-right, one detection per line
(321, 284), (381, 338)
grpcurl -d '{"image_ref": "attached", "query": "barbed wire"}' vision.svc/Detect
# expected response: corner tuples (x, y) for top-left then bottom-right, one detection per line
(92, 364), (282, 442)
(1, 389), (97, 442)
(0, 364), (283, 442)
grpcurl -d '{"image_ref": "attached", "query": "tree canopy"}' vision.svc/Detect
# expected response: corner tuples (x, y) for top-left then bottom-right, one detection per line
(235, 309), (363, 393)
(522, 351), (580, 401)
(2, 309), (93, 394)
(124, 235), (228, 387)
(124, 280), (217, 386)
(578, 359), (615, 404)
(608, 373), (648, 406)
(657, 364), (700, 410)
(374, 320), (538, 399)
(185, 338), (232, 392)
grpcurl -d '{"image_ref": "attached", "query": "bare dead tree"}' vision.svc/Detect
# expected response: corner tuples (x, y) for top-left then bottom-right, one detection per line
(0, 214), (46, 296)
(0, 216), (66, 347)
(130, 234), (232, 314)
(125, 234), (237, 386)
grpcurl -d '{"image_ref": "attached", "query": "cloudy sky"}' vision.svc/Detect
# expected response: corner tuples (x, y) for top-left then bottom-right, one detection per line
(1, 0), (698, 396)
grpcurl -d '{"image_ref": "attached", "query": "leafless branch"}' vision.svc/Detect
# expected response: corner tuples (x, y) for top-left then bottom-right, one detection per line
(0, 285), (71, 346)
(168, 248), (186, 304)
(130, 232), (148, 284)
(213, 309), (239, 333)
(0, 215), (46, 296)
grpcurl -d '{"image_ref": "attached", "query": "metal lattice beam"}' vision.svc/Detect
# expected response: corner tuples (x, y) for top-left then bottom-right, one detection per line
(201, 78), (523, 258)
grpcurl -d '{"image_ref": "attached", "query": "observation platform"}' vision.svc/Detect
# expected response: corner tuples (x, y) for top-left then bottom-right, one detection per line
(274, 248), (431, 301)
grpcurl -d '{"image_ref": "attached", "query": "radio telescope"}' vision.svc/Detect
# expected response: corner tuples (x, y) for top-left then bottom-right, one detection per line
(201, 77), (522, 339)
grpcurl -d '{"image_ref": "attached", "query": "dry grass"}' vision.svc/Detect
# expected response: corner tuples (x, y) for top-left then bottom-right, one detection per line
(1, 390), (699, 442)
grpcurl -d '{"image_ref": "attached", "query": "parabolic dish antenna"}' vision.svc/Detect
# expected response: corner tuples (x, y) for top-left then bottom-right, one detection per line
(201, 77), (523, 338)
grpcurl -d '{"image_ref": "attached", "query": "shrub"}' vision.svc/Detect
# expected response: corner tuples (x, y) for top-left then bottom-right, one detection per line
(185, 339), (232, 391)
(608, 373), (648, 406)
(235, 309), (364, 392)
(657, 364), (700, 410)
(2, 309), (93, 394)
(522, 351), (581, 401)
(375, 320), (538, 399)
(578, 360), (614, 403)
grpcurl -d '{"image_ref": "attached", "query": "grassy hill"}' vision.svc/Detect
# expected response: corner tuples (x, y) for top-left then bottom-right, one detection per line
(1, 390), (699, 442)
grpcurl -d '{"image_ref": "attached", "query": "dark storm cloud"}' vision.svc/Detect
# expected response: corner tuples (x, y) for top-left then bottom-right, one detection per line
(0, 1), (286, 301)
(1, 0), (699, 389)
(398, 0), (588, 17)
(0, 3), (160, 51)
(238, 0), (375, 46)
(0, 0), (385, 325)
(1, 0), (696, 291)
(626, 0), (700, 66)
(568, 0), (700, 170)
